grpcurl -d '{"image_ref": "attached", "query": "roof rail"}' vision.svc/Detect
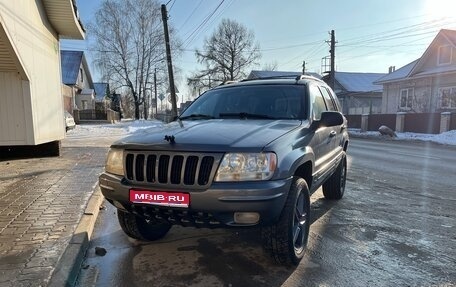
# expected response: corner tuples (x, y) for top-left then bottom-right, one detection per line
(241, 74), (323, 83)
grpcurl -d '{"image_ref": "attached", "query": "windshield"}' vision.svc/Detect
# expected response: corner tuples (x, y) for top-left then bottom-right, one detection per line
(180, 85), (305, 120)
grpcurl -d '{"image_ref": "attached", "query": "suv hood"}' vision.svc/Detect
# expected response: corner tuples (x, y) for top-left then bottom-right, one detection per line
(112, 119), (302, 152)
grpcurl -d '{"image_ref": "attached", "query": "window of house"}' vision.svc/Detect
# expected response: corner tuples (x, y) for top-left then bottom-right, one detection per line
(80, 68), (84, 83)
(399, 88), (413, 110)
(438, 45), (452, 65)
(439, 87), (456, 109)
(82, 100), (88, 110)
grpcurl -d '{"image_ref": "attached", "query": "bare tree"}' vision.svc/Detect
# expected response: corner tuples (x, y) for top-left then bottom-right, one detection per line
(188, 19), (261, 91)
(89, 0), (176, 119)
(262, 61), (278, 71)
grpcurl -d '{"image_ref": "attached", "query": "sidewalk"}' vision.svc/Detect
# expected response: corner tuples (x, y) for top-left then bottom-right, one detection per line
(0, 145), (108, 287)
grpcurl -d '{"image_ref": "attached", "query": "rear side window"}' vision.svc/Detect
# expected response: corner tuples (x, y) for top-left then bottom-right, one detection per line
(319, 86), (337, 111)
(309, 84), (327, 120)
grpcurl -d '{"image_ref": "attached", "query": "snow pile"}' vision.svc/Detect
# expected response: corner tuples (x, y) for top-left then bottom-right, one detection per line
(349, 129), (456, 146)
(67, 119), (164, 138)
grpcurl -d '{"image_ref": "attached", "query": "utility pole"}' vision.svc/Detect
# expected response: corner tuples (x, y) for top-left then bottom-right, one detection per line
(154, 68), (158, 118)
(302, 61), (306, 74)
(330, 30), (336, 90)
(161, 4), (178, 118)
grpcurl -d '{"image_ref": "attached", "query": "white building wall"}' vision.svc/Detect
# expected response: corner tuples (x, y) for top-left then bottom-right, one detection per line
(0, 0), (64, 145)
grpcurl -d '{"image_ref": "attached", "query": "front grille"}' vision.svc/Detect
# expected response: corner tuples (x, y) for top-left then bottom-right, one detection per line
(125, 151), (222, 188)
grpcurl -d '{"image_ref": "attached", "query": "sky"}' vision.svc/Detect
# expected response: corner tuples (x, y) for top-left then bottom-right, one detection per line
(61, 0), (456, 101)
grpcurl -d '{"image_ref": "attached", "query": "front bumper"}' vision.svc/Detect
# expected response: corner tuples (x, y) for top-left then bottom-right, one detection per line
(99, 172), (292, 227)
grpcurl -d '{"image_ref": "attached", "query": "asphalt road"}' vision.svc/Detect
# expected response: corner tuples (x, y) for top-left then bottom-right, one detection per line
(75, 138), (456, 287)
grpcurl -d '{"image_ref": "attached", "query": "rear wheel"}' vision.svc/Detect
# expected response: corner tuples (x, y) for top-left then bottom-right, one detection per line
(262, 177), (310, 265)
(117, 209), (171, 241)
(322, 154), (347, 200)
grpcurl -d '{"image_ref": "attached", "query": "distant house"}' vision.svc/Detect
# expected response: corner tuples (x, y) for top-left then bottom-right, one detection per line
(323, 72), (386, 115)
(93, 82), (111, 111)
(375, 29), (456, 113)
(61, 50), (94, 112)
(0, 0), (84, 150)
(247, 70), (321, 80)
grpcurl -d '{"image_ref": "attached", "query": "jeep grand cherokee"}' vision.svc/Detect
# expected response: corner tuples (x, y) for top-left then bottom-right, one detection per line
(99, 75), (349, 265)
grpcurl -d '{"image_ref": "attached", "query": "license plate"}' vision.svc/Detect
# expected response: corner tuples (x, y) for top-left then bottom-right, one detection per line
(130, 190), (190, 208)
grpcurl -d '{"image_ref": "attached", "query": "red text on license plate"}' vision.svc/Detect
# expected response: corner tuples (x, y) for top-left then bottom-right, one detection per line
(130, 190), (190, 207)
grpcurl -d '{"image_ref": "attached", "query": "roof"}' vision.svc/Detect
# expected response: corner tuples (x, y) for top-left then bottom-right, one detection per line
(61, 50), (83, 85)
(376, 29), (456, 84)
(248, 70), (321, 80)
(41, 0), (85, 39)
(333, 72), (386, 92)
(374, 59), (419, 84)
(93, 83), (109, 101)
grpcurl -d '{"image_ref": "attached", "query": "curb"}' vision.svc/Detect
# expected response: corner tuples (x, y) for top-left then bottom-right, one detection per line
(48, 185), (104, 287)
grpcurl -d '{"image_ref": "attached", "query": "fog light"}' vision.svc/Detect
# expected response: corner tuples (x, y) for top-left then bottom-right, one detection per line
(234, 212), (260, 224)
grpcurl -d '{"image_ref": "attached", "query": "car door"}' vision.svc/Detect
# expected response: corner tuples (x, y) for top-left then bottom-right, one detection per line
(319, 85), (346, 155)
(308, 84), (331, 185)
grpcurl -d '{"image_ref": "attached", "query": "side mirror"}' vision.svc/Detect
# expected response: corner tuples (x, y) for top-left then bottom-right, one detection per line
(319, 111), (344, 127)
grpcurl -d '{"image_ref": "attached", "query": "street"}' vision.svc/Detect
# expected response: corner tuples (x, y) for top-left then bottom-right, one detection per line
(76, 138), (456, 287)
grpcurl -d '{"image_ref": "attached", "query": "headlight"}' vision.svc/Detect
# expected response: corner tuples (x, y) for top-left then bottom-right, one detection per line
(215, 152), (277, 181)
(105, 148), (124, 176)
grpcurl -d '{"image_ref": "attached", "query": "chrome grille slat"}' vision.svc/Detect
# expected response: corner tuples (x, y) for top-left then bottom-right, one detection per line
(124, 151), (222, 189)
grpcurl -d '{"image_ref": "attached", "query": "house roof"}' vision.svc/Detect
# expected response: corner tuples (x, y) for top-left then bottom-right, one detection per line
(93, 83), (109, 101)
(374, 59), (419, 84)
(42, 0), (85, 39)
(333, 72), (386, 93)
(376, 29), (456, 84)
(61, 50), (83, 85)
(247, 70), (321, 80)
(61, 50), (93, 87)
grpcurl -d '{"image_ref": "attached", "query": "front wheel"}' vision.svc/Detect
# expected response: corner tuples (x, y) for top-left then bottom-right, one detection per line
(117, 209), (171, 241)
(262, 177), (310, 265)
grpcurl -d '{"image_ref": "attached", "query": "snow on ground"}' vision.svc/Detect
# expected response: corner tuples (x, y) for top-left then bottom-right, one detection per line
(67, 119), (164, 138)
(349, 129), (456, 146)
(66, 120), (456, 147)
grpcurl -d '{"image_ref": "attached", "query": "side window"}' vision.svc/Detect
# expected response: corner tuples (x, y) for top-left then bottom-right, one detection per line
(309, 84), (327, 120)
(319, 86), (337, 111)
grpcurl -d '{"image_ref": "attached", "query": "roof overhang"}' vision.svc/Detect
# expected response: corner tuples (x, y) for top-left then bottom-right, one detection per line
(41, 0), (85, 40)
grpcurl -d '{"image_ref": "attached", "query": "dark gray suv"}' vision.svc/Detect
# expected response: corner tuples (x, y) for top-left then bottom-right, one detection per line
(99, 75), (349, 265)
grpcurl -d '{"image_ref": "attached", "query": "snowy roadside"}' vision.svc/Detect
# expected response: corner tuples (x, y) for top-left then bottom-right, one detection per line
(349, 128), (456, 146)
(66, 120), (456, 147)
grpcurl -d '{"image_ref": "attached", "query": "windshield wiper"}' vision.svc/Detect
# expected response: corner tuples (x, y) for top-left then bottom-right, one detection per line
(179, 114), (215, 120)
(219, 112), (276, 119)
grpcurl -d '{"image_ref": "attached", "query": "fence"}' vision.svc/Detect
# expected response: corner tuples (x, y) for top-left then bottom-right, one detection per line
(451, 113), (456, 131)
(368, 114), (396, 131)
(354, 112), (454, 134)
(404, 113), (441, 134)
(74, 109), (120, 123)
(345, 115), (361, 129)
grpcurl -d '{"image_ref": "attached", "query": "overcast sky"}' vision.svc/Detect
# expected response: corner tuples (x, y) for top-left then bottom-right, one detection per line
(62, 0), (456, 100)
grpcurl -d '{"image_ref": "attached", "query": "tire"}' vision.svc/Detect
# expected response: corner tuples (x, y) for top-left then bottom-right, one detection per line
(117, 209), (171, 241)
(262, 177), (310, 265)
(322, 154), (347, 200)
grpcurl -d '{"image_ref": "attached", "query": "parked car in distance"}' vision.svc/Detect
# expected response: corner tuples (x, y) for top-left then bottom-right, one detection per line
(99, 75), (349, 266)
(64, 111), (76, 131)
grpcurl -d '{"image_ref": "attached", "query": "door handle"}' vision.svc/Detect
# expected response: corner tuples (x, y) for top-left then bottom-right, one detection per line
(329, 131), (337, 137)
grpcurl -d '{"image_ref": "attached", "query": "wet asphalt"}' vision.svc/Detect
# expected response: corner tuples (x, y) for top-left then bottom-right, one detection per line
(76, 138), (456, 287)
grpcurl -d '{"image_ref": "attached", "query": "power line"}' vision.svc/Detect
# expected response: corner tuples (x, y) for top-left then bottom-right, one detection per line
(178, 0), (203, 31)
(182, 0), (225, 48)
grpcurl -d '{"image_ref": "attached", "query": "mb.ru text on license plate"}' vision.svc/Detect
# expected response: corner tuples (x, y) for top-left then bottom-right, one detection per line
(130, 190), (190, 207)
